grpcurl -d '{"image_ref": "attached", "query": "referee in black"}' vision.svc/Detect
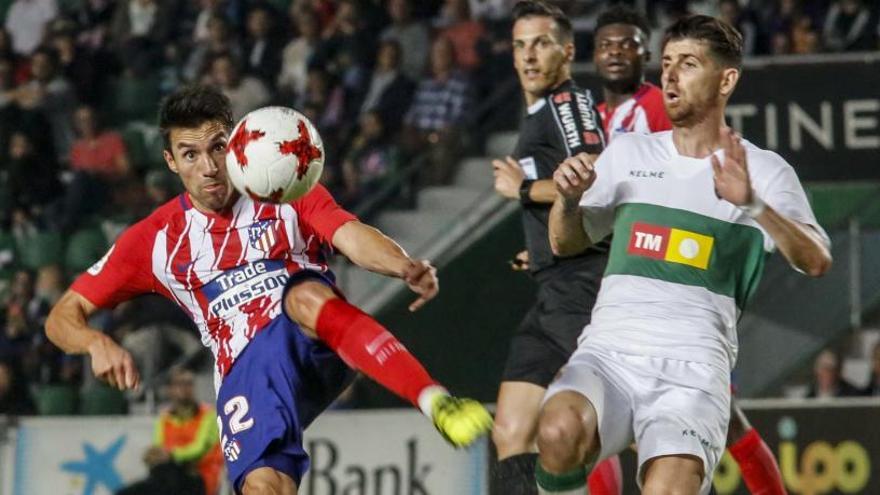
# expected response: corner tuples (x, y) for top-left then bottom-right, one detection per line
(490, 2), (607, 493)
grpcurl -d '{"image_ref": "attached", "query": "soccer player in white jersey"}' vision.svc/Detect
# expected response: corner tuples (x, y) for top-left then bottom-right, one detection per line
(45, 85), (491, 495)
(535, 15), (831, 495)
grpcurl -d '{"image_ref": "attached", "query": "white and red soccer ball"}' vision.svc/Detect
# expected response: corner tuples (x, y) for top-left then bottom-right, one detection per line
(225, 106), (324, 203)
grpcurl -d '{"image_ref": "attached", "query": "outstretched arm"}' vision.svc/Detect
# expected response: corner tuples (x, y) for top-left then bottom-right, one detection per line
(492, 157), (557, 204)
(549, 153), (599, 256)
(712, 128), (831, 277)
(45, 290), (140, 390)
(332, 220), (438, 311)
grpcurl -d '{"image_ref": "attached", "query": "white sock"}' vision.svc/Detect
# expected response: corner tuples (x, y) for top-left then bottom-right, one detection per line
(416, 385), (449, 419)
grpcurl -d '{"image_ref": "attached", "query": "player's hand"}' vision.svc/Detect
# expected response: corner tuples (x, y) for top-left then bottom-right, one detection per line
(492, 156), (525, 200)
(711, 127), (753, 206)
(430, 395), (493, 448)
(553, 153), (598, 208)
(403, 259), (438, 312)
(87, 335), (140, 391)
(509, 249), (529, 271)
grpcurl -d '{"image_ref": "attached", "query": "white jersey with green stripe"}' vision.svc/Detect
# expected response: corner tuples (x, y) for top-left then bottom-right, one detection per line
(577, 130), (829, 371)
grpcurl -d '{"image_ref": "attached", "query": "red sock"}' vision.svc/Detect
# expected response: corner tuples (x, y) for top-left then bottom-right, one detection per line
(587, 455), (623, 495)
(729, 428), (787, 495)
(315, 298), (438, 406)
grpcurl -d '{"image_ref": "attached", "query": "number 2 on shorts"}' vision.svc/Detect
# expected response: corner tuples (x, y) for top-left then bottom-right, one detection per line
(224, 395), (255, 433)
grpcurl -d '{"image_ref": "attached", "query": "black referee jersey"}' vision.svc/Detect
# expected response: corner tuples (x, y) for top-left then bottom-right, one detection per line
(513, 79), (608, 278)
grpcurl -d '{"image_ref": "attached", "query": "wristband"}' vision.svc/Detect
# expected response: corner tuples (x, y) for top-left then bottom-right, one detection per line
(739, 194), (766, 218)
(519, 179), (535, 205)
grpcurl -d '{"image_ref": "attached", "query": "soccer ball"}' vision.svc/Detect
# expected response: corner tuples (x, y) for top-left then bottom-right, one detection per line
(225, 106), (324, 203)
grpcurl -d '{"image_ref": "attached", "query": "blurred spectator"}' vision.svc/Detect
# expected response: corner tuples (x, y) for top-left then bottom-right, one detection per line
(34, 264), (63, 308)
(184, 14), (241, 82)
(762, 0), (799, 43)
(110, 0), (173, 74)
(191, 0), (224, 44)
(380, 0), (430, 80)
(0, 30), (23, 78)
(242, 5), (284, 86)
(5, 130), (61, 216)
(438, 0), (486, 71)
(822, 0), (872, 51)
(863, 341), (880, 396)
(807, 349), (862, 399)
(0, 271), (42, 364)
(298, 66), (345, 134)
(403, 36), (472, 185)
(69, 104), (131, 180)
(0, 57), (19, 160)
(312, 0), (373, 114)
(4, 0), (58, 56)
(468, 0), (512, 21)
(49, 22), (104, 105)
(11, 48), (77, 157)
(75, 0), (116, 50)
(152, 369), (221, 495)
(207, 52), (270, 120)
(770, 30), (792, 54)
(719, 0), (758, 55)
(0, 359), (35, 414)
(277, 7), (320, 100)
(118, 371), (216, 495)
(341, 110), (399, 204)
(145, 170), (179, 207)
(792, 13), (821, 53)
(359, 39), (414, 134)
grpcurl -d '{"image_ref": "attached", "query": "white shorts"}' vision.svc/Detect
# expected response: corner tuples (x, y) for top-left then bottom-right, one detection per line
(544, 344), (730, 495)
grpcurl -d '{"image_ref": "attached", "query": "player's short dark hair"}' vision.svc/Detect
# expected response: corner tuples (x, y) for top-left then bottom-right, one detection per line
(158, 84), (234, 151)
(512, 1), (573, 42)
(595, 4), (651, 40)
(662, 14), (743, 68)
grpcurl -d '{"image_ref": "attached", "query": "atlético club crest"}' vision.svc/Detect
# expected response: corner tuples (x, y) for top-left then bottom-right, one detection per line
(248, 219), (278, 253)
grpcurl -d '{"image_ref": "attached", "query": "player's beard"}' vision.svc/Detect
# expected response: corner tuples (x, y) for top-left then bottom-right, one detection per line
(602, 74), (640, 97)
(666, 80), (720, 128)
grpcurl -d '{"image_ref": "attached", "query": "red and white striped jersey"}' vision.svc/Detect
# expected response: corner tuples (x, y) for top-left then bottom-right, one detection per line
(72, 184), (356, 380)
(596, 82), (671, 142)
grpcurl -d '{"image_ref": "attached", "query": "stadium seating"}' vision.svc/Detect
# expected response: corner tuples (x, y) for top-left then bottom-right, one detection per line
(64, 227), (108, 276)
(79, 384), (128, 415)
(33, 384), (78, 416)
(15, 231), (63, 271)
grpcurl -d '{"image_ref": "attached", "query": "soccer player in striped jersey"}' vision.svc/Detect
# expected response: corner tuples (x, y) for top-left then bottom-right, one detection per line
(593, 6), (671, 140)
(45, 85), (491, 495)
(592, 7), (788, 495)
(538, 16), (830, 495)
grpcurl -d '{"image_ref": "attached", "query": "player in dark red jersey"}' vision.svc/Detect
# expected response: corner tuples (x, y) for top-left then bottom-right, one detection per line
(593, 6), (671, 140)
(45, 85), (491, 495)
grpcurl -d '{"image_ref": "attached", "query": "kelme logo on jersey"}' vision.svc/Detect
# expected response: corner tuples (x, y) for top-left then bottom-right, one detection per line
(202, 260), (288, 316)
(627, 222), (714, 270)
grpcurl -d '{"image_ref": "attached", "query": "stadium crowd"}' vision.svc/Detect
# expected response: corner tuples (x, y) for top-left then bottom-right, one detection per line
(1, 0), (879, 416)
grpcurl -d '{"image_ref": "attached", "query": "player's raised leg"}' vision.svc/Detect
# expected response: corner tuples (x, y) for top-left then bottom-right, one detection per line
(535, 390), (600, 494)
(727, 400), (786, 495)
(641, 455), (704, 495)
(242, 467), (297, 495)
(492, 381), (546, 493)
(284, 278), (492, 447)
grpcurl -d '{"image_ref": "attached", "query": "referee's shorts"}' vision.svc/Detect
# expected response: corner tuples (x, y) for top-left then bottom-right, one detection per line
(501, 255), (605, 388)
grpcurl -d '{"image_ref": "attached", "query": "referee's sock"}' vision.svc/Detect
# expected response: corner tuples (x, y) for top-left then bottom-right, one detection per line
(491, 453), (538, 495)
(729, 428), (786, 495)
(315, 298), (441, 410)
(536, 461), (589, 494)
